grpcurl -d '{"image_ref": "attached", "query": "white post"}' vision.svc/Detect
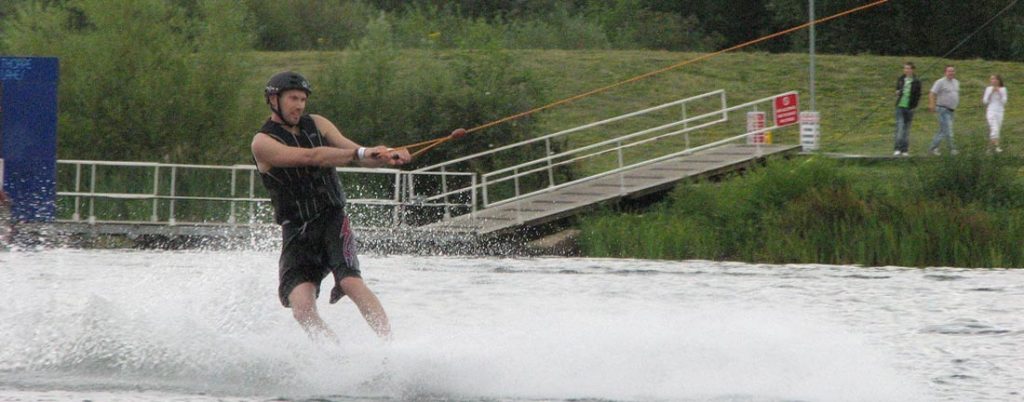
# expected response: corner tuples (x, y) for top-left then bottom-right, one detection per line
(441, 167), (450, 219)
(470, 174), (477, 218)
(151, 166), (160, 222)
(72, 163), (81, 221)
(168, 166), (176, 225)
(248, 170), (256, 224)
(800, 111), (821, 152)
(228, 168), (237, 224)
(88, 164), (96, 224)
(545, 138), (555, 187)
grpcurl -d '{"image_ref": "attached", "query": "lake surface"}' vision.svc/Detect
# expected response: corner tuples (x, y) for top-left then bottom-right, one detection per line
(0, 249), (1021, 401)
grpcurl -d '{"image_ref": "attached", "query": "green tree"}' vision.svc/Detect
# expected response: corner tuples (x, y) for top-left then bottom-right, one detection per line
(650, 0), (772, 51)
(243, 0), (376, 50)
(766, 0), (1023, 59)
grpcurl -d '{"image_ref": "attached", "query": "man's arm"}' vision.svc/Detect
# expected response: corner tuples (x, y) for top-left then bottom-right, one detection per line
(251, 133), (358, 173)
(311, 114), (410, 167)
(311, 114), (360, 150)
(928, 91), (937, 112)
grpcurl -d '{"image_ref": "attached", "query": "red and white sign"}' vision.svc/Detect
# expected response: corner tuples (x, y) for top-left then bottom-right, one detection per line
(773, 93), (799, 127)
(746, 111), (766, 144)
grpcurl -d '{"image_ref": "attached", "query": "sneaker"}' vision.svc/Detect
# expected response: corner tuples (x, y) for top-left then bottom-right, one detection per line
(901, 152), (910, 157)
(931, 148), (941, 156)
(894, 150), (901, 156)
(951, 149), (959, 156)
(996, 147), (1003, 153)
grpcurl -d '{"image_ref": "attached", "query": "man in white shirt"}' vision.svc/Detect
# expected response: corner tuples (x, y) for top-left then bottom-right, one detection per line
(928, 66), (960, 156)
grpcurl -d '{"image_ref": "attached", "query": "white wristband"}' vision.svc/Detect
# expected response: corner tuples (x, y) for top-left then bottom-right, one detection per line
(356, 147), (366, 160)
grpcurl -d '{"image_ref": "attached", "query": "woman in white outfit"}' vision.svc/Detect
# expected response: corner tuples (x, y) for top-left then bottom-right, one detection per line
(982, 74), (1007, 153)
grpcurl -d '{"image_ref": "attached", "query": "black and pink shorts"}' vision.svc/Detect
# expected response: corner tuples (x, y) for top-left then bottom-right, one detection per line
(277, 207), (361, 307)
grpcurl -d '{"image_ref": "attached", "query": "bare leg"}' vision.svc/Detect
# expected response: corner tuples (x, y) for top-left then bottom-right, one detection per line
(339, 276), (392, 339)
(288, 282), (338, 342)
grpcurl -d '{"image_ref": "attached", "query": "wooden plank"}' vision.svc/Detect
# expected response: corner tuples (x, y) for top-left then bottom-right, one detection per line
(649, 167), (697, 171)
(624, 175), (665, 180)
(530, 199), (576, 204)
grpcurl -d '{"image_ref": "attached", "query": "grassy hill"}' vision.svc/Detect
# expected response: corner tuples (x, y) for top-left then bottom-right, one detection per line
(251, 49), (1024, 157)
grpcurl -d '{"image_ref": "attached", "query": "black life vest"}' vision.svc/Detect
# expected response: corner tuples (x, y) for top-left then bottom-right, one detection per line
(255, 115), (346, 224)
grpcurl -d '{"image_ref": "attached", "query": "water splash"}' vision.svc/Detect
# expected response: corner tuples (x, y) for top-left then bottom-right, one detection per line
(0, 251), (965, 401)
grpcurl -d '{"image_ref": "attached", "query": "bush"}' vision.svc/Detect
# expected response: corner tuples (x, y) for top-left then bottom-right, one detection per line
(2, 0), (253, 163)
(579, 156), (1024, 267)
(914, 144), (1024, 208)
(504, 6), (610, 50)
(244, 0), (376, 50)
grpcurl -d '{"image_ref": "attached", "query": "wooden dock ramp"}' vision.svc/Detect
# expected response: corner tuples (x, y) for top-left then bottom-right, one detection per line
(420, 143), (801, 236)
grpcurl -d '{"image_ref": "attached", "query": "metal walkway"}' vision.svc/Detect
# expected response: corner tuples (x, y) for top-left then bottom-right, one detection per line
(420, 143), (800, 235)
(411, 89), (806, 236)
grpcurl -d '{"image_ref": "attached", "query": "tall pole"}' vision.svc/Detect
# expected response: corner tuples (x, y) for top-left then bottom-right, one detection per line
(809, 0), (816, 112)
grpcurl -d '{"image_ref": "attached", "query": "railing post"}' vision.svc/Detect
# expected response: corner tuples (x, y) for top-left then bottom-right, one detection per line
(151, 166), (160, 222)
(393, 172), (403, 227)
(88, 164), (96, 224)
(545, 138), (555, 187)
(513, 168), (520, 199)
(72, 163), (81, 221)
(721, 91), (728, 121)
(482, 175), (489, 207)
(168, 166), (177, 225)
(617, 141), (625, 194)
(682, 103), (690, 149)
(470, 174), (477, 218)
(441, 166), (450, 219)
(248, 169), (256, 224)
(229, 168), (237, 224)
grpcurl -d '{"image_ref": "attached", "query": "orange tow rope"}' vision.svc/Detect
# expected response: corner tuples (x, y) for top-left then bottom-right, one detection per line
(399, 0), (891, 159)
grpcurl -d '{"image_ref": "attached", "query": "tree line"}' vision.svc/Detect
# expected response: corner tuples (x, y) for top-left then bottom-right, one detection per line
(247, 0), (1024, 60)
(4, 1), (1021, 57)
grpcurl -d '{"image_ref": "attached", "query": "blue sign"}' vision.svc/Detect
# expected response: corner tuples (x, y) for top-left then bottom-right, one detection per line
(1, 57), (59, 223)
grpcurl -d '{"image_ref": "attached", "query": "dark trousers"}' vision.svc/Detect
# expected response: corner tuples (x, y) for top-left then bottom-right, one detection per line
(894, 107), (915, 153)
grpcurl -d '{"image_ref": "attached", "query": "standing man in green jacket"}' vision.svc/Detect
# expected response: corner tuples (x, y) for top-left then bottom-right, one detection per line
(893, 62), (921, 156)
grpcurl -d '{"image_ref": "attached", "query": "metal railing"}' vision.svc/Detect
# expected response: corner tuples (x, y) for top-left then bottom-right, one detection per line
(415, 89), (799, 209)
(45, 90), (798, 230)
(55, 160), (476, 228)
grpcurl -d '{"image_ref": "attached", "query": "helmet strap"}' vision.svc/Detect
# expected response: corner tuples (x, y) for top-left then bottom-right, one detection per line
(269, 94), (297, 128)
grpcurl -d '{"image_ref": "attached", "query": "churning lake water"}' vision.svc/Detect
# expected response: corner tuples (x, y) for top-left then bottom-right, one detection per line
(0, 249), (1021, 401)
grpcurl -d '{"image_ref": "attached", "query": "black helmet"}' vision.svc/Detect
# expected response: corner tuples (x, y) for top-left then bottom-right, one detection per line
(264, 71), (311, 127)
(264, 71), (311, 103)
